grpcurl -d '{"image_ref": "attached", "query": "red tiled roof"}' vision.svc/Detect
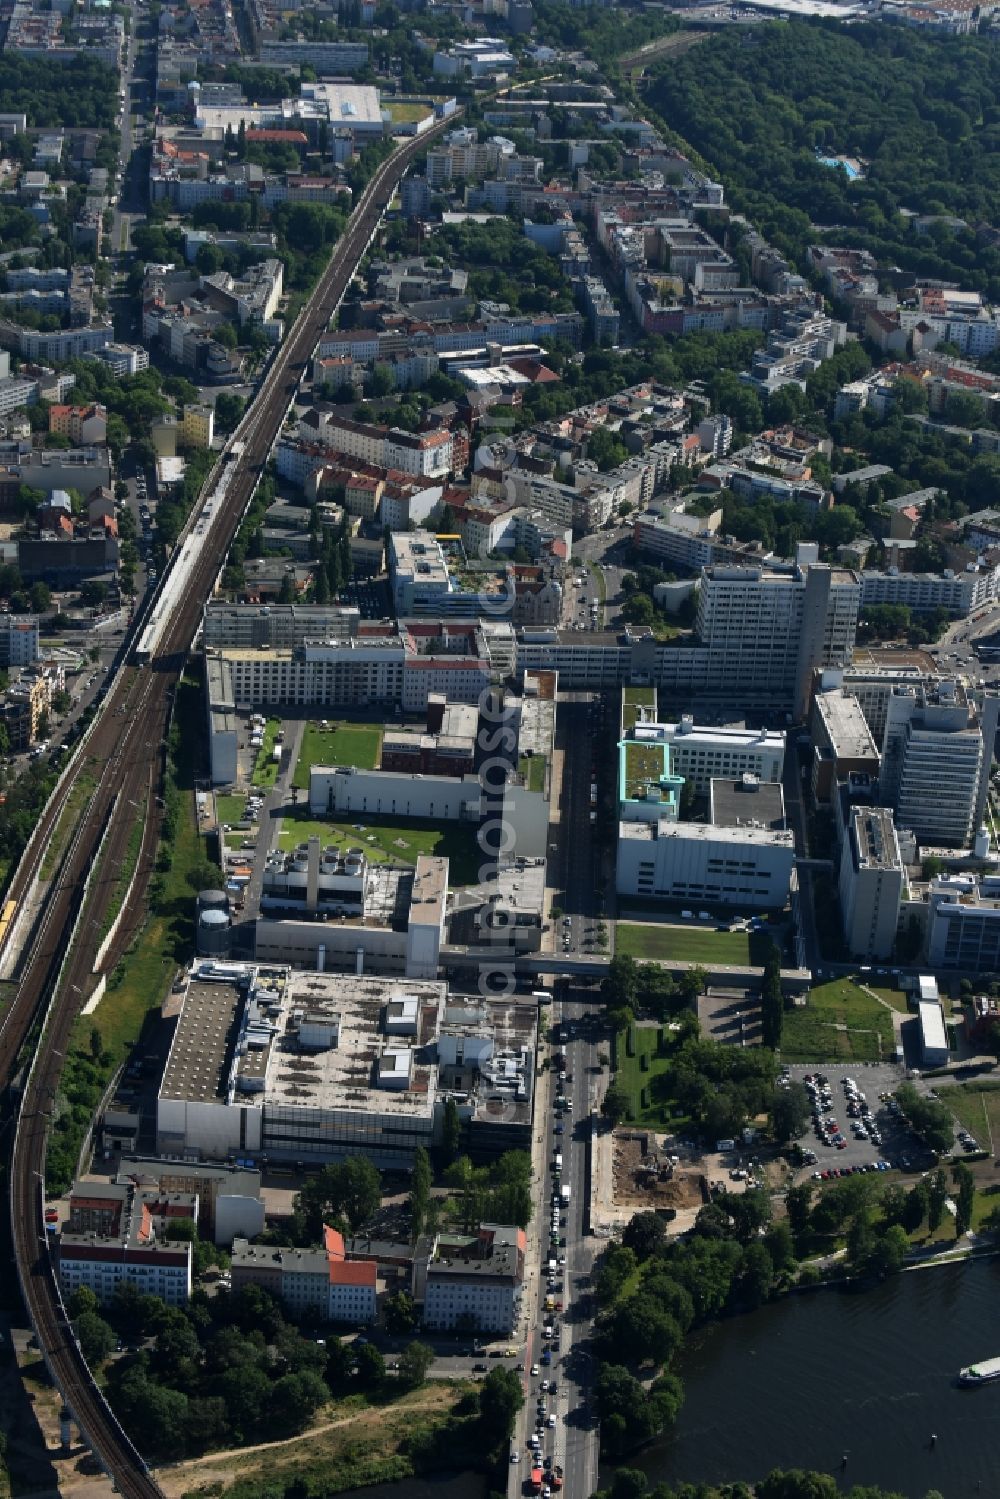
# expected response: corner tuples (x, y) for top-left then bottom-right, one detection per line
(247, 129), (308, 144)
(330, 1258), (376, 1287)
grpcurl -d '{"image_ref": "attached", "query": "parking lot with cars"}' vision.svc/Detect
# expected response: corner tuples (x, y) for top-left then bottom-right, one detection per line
(784, 1063), (938, 1180)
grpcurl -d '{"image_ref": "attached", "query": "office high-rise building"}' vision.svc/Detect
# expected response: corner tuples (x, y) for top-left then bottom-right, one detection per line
(880, 680), (1000, 847)
(695, 561), (860, 718)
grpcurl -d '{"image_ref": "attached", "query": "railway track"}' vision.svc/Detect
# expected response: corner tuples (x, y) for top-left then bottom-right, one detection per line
(2, 115), (454, 1498)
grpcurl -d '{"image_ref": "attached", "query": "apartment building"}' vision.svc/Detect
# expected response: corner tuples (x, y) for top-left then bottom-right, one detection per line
(230, 1226), (377, 1324)
(0, 615), (39, 668)
(47, 403), (107, 445)
(314, 415), (454, 479)
(880, 681), (1000, 847)
(203, 602), (361, 650)
(57, 1182), (195, 1307)
(419, 1223), (525, 1333)
(257, 39), (369, 70)
(181, 404), (215, 450)
(859, 566), (1000, 618)
(838, 804), (906, 961)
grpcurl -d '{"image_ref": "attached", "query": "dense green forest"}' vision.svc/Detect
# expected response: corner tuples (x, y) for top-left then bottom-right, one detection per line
(0, 55), (118, 128)
(646, 21), (1000, 296)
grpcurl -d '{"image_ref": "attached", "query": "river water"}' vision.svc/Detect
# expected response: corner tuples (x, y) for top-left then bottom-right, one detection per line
(629, 1258), (1000, 1498)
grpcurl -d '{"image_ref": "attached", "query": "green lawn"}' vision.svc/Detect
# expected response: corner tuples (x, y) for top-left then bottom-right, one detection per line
(936, 1079), (1000, 1153)
(277, 810), (480, 884)
(216, 794), (247, 827)
(616, 920), (754, 965)
(781, 977), (896, 1064)
(519, 754), (546, 793)
(614, 1024), (685, 1128)
(867, 984), (911, 1014)
(251, 718), (283, 789)
(387, 100), (432, 123)
(622, 686), (656, 735)
(293, 721), (383, 789)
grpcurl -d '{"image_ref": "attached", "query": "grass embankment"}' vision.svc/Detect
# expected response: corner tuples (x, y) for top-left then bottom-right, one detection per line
(937, 1079), (1000, 1154)
(39, 763), (97, 879)
(162, 1383), (476, 1499)
(781, 977), (895, 1064)
(616, 920), (773, 966)
(46, 675), (214, 1190)
(293, 721), (383, 789)
(96, 797), (147, 943)
(277, 809), (480, 884)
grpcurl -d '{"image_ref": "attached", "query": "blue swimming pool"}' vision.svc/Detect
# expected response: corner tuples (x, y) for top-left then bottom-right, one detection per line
(816, 154), (861, 180)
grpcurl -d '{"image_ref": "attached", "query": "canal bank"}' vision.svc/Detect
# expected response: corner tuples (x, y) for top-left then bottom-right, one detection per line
(616, 1256), (1000, 1498)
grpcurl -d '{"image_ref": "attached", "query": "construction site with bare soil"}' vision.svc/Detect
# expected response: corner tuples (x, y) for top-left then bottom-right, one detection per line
(611, 1130), (708, 1213)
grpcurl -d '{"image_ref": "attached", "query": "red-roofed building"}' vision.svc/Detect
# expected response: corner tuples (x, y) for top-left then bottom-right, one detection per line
(246, 129), (308, 145)
(231, 1223), (377, 1323)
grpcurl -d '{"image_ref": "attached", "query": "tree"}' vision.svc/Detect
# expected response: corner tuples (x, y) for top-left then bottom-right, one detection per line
(784, 1182), (813, 1246)
(597, 1292), (682, 1368)
(765, 1218), (796, 1274)
(927, 1167), (948, 1233)
(397, 1339), (435, 1388)
(29, 581), (51, 613)
(757, 1472), (839, 1499)
(296, 1156), (381, 1238)
(602, 954), (639, 1011)
(74, 1310), (115, 1364)
(152, 1311), (201, 1386)
(325, 1336), (355, 1395)
(384, 1291), (418, 1334)
(760, 947), (784, 1050)
(622, 1210), (666, 1261)
(478, 1365), (524, 1445)
(269, 1370), (328, 1437)
(736, 1241), (775, 1308)
(678, 966), (708, 1005)
(441, 1096), (461, 1163)
(410, 1144), (431, 1240)
(68, 1285), (99, 1318)
(894, 1084), (955, 1156)
(595, 1243), (638, 1305)
(601, 1082), (630, 1124)
(902, 1179), (929, 1234)
(354, 1341), (385, 1389)
(863, 1223), (910, 1279)
(771, 1082), (810, 1143)
(953, 1159), (975, 1236)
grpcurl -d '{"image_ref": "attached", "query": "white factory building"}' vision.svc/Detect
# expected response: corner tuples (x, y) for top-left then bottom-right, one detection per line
(308, 764), (483, 822)
(615, 775), (795, 909)
(628, 715), (786, 796)
(156, 965), (537, 1167)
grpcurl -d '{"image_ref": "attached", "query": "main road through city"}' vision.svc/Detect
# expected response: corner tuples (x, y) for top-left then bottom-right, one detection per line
(0, 112), (455, 1499)
(509, 990), (603, 1499)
